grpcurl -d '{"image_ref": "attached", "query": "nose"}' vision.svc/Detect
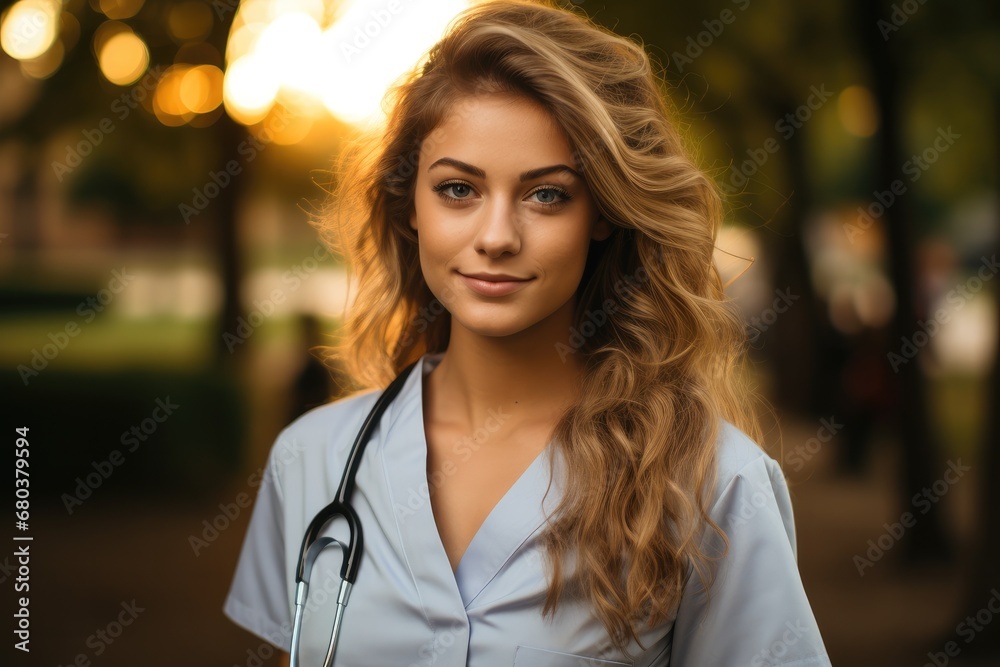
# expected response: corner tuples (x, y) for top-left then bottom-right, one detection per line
(473, 198), (522, 258)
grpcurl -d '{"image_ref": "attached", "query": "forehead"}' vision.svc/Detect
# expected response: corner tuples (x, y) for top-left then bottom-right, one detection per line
(419, 93), (576, 169)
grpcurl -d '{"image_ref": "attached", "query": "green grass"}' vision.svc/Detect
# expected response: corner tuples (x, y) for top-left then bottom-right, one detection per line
(0, 315), (215, 371)
(0, 313), (342, 373)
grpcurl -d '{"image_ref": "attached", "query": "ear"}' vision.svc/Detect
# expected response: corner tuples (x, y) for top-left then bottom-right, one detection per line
(409, 208), (417, 231)
(591, 215), (613, 242)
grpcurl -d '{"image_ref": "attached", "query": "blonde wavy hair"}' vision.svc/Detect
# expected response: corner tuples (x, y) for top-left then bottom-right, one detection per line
(316, 0), (764, 657)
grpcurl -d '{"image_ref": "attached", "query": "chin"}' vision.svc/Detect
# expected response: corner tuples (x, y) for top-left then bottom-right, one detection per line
(459, 321), (529, 338)
(451, 310), (534, 338)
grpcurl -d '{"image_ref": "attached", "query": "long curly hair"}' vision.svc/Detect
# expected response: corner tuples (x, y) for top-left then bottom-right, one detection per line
(315, 0), (763, 656)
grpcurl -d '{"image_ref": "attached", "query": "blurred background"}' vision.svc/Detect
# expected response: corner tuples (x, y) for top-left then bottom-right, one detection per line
(0, 0), (997, 664)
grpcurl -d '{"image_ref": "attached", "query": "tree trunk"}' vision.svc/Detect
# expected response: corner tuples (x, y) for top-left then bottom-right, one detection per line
(953, 93), (1000, 661)
(855, 0), (952, 562)
(768, 98), (822, 417)
(211, 113), (247, 366)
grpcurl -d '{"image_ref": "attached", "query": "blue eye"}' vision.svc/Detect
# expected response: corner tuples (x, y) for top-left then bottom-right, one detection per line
(430, 181), (573, 208)
(433, 181), (474, 201)
(528, 187), (572, 206)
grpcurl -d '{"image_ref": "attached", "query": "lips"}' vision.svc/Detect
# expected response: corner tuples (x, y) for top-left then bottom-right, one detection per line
(459, 272), (531, 282)
(458, 272), (534, 297)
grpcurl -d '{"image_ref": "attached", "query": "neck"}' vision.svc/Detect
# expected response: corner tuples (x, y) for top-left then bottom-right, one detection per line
(427, 303), (586, 441)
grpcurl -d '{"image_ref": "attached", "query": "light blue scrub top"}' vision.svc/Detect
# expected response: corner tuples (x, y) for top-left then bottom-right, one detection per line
(224, 351), (832, 666)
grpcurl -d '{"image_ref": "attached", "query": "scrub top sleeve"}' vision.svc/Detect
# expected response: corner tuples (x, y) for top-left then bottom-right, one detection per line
(223, 432), (293, 653)
(668, 455), (832, 667)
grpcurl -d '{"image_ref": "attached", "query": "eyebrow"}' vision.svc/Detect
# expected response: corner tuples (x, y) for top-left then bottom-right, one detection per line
(427, 157), (583, 182)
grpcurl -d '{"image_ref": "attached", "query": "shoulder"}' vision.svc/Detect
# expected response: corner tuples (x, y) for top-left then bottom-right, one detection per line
(280, 388), (382, 445)
(262, 388), (383, 482)
(716, 419), (777, 479)
(706, 417), (797, 554)
(709, 418), (788, 513)
(670, 420), (830, 665)
(714, 419), (767, 475)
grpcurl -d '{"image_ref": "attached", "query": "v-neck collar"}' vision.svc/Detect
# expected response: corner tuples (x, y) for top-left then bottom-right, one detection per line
(381, 352), (565, 610)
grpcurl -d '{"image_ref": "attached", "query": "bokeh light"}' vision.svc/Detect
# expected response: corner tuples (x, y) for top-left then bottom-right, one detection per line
(96, 0), (144, 21)
(180, 64), (224, 114)
(92, 19), (129, 57)
(98, 28), (149, 85)
(153, 64), (194, 126)
(223, 0), (481, 129)
(150, 62), (225, 126)
(223, 53), (279, 124)
(1, 0), (61, 61)
(838, 85), (880, 138)
(19, 37), (63, 79)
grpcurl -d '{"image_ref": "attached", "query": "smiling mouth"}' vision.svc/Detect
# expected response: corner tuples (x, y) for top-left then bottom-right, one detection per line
(457, 272), (535, 296)
(458, 272), (532, 282)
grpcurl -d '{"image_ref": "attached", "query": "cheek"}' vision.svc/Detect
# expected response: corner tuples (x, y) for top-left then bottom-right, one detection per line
(418, 226), (457, 264)
(415, 228), (462, 292)
(542, 228), (591, 273)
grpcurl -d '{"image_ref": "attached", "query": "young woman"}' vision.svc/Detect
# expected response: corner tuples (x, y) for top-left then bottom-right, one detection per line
(224, 1), (832, 665)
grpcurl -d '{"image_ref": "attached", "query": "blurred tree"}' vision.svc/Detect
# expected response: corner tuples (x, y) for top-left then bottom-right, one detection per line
(0, 0), (247, 365)
(965, 223), (1000, 657)
(595, 0), (835, 415)
(947, 3), (1000, 657)
(854, 0), (954, 563)
(606, 0), (964, 561)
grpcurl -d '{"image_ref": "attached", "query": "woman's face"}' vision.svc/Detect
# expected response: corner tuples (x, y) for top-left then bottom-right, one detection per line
(409, 93), (612, 339)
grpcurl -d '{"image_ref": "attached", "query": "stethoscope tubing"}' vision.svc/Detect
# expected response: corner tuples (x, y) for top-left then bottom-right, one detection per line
(290, 359), (421, 667)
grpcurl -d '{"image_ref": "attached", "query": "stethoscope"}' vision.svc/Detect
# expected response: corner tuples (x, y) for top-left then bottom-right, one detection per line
(290, 359), (420, 667)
